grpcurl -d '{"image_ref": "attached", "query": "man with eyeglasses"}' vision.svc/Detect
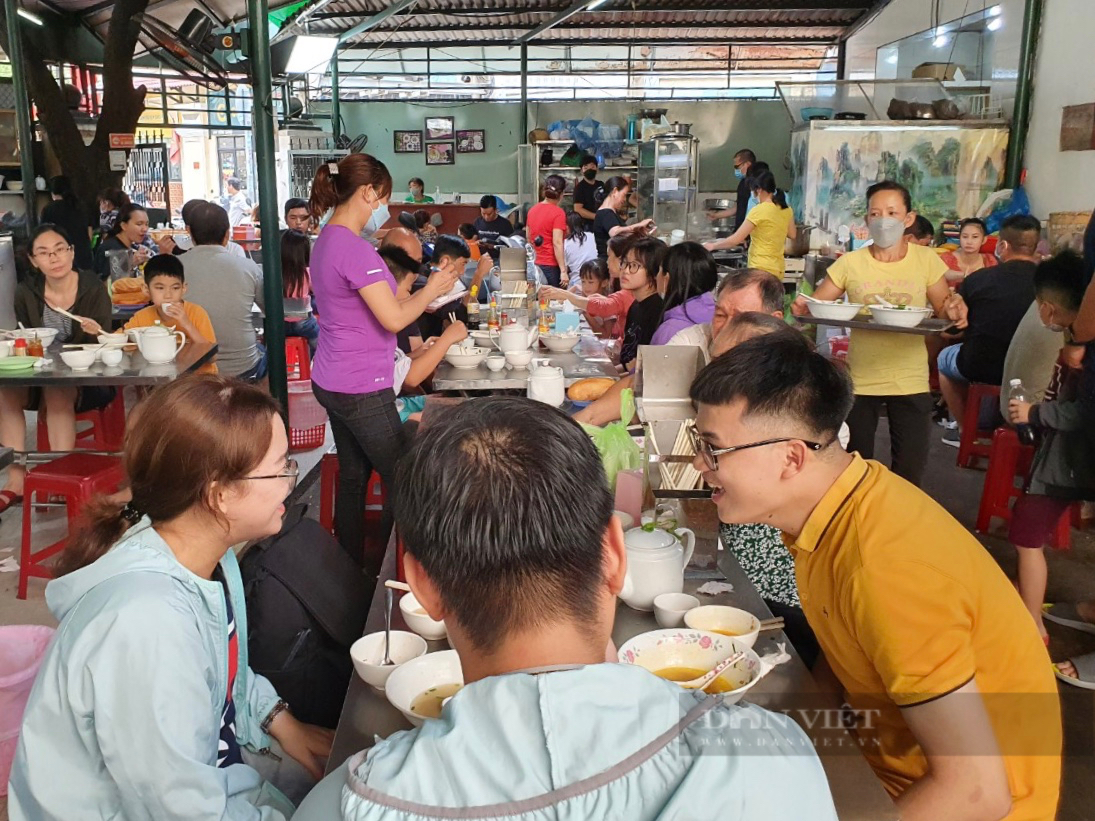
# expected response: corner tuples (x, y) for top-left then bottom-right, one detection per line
(689, 333), (1061, 821)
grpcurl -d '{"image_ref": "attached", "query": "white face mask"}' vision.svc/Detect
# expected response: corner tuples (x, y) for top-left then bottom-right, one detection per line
(364, 192), (389, 235)
(868, 217), (906, 250)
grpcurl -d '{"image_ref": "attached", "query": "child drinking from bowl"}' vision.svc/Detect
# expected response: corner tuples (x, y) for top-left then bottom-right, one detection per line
(124, 254), (217, 374)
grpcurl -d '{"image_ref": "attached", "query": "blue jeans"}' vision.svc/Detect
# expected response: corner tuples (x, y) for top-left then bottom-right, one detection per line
(286, 317), (319, 357)
(236, 344), (268, 382)
(936, 343), (966, 382)
(312, 383), (404, 577)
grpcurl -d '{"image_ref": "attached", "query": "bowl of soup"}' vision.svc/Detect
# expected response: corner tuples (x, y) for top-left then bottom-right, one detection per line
(683, 605), (760, 649)
(617, 628), (764, 703)
(399, 590), (447, 641)
(385, 649), (464, 727)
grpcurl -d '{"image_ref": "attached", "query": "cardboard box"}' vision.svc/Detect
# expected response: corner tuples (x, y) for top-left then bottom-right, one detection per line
(911, 63), (966, 82)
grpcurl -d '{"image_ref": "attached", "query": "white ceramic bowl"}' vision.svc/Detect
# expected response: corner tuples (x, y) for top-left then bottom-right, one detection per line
(485, 355), (506, 372)
(385, 649), (464, 727)
(399, 591), (447, 640)
(867, 305), (933, 328)
(350, 630), (428, 690)
(504, 349), (534, 369)
(59, 349), (96, 371)
(100, 348), (124, 367)
(11, 327), (58, 347)
(541, 334), (580, 352)
(654, 593), (700, 628)
(617, 628), (764, 704)
(98, 332), (128, 346)
(683, 605), (761, 649)
(7, 181), (23, 192)
(613, 510), (635, 531)
(805, 299), (864, 321)
(444, 347), (489, 369)
(0, 339), (11, 359)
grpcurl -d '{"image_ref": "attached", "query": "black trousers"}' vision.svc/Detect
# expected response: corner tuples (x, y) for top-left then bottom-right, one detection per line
(845, 393), (933, 487)
(312, 384), (404, 579)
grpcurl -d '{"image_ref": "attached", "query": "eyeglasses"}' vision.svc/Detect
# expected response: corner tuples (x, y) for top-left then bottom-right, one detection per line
(687, 423), (828, 472)
(244, 458), (300, 486)
(621, 260), (644, 273)
(33, 246), (73, 260)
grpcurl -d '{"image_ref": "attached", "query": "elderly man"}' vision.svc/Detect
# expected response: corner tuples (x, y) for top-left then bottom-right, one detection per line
(225, 177), (250, 228)
(574, 268), (784, 427)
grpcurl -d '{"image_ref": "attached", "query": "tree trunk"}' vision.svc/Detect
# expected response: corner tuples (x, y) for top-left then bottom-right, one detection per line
(0, 0), (150, 221)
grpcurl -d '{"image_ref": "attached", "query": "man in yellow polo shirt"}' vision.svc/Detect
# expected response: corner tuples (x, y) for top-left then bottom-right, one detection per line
(690, 333), (1061, 821)
(791, 180), (965, 487)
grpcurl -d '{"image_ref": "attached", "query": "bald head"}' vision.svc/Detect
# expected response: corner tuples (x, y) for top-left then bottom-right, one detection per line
(382, 227), (423, 262)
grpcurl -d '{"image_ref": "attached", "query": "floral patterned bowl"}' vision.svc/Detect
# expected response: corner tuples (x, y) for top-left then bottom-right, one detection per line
(617, 628), (765, 704)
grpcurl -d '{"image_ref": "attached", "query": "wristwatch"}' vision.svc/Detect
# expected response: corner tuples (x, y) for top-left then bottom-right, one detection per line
(260, 699), (290, 734)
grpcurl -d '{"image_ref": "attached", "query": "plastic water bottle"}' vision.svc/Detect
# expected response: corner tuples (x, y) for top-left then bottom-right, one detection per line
(1009, 378), (1036, 446)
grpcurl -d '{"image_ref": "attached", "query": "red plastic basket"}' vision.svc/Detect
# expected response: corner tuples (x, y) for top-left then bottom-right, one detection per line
(288, 380), (327, 452)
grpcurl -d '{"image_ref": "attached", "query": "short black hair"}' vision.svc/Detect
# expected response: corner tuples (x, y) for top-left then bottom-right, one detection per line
(623, 237), (666, 287)
(433, 234), (470, 263)
(1034, 250), (1085, 313)
(866, 180), (912, 213)
(479, 194), (496, 210)
(579, 154), (597, 168)
(690, 334), (853, 441)
(227, 177), (242, 191)
(379, 246), (423, 282)
(189, 202), (230, 246)
(394, 398), (613, 652)
(716, 268), (784, 315)
(906, 215), (935, 240)
(580, 258), (608, 282)
(958, 217), (988, 236)
(457, 223), (478, 241)
(734, 149), (756, 164)
(180, 199), (205, 227)
(409, 177), (425, 188)
(144, 253), (185, 285)
(1000, 214), (1042, 255)
(283, 197), (308, 218)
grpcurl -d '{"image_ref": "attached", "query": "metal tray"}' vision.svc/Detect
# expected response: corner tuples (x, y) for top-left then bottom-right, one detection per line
(795, 315), (958, 336)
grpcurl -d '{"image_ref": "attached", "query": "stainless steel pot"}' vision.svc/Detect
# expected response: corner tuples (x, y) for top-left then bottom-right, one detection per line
(704, 198), (733, 211)
(670, 122), (692, 136)
(785, 225), (814, 257)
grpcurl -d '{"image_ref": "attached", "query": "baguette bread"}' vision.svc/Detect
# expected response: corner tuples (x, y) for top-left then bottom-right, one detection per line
(567, 377), (615, 402)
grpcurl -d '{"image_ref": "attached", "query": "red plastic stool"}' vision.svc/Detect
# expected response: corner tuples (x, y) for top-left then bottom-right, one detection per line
(19, 454), (126, 599)
(36, 391), (127, 452)
(318, 452), (399, 579)
(957, 383), (1001, 469)
(286, 338), (311, 381)
(975, 427), (1074, 548)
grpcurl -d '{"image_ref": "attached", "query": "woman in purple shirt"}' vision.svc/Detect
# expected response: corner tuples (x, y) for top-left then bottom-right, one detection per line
(308, 154), (458, 574)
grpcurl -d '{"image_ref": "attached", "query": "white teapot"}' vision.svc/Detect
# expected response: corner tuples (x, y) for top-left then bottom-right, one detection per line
(137, 325), (186, 364)
(619, 524), (696, 611)
(527, 359), (564, 407)
(492, 322), (538, 353)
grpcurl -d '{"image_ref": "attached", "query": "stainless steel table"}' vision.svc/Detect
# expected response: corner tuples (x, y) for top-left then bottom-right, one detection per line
(0, 342), (218, 387)
(432, 335), (619, 392)
(327, 500), (898, 820)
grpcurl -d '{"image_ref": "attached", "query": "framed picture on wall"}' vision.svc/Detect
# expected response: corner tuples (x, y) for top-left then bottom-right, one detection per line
(456, 130), (486, 153)
(426, 142), (455, 165)
(424, 116), (455, 141)
(394, 130), (422, 153)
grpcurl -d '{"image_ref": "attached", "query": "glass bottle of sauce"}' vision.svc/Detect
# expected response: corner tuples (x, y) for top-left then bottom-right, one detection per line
(13, 337), (28, 356)
(26, 333), (43, 358)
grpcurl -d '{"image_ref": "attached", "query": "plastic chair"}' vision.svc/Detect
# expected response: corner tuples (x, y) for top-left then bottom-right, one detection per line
(318, 452), (399, 579)
(36, 391), (127, 453)
(19, 454), (126, 599)
(285, 337), (311, 382)
(975, 427), (1072, 548)
(957, 383), (1001, 469)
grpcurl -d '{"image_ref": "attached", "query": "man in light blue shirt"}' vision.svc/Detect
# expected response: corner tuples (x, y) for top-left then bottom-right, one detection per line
(296, 398), (837, 821)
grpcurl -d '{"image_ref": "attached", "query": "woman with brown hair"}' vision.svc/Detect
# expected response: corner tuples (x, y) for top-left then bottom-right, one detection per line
(525, 173), (569, 287)
(9, 375), (333, 819)
(308, 153), (458, 573)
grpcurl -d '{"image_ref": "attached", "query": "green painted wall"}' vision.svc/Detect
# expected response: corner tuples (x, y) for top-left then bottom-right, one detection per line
(322, 99), (793, 195)
(333, 101), (523, 195)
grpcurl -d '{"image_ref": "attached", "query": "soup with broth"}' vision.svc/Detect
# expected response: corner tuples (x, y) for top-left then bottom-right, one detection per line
(410, 683), (463, 719)
(654, 666), (748, 694)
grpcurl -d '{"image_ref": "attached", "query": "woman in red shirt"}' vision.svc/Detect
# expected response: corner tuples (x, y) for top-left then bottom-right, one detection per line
(941, 217), (997, 287)
(526, 174), (568, 288)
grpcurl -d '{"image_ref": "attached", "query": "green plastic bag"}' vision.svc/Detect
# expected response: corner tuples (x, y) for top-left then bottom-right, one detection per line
(581, 388), (641, 490)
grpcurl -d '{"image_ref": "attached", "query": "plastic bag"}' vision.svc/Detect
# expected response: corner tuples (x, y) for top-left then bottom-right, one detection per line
(982, 186), (1031, 234)
(581, 389), (641, 490)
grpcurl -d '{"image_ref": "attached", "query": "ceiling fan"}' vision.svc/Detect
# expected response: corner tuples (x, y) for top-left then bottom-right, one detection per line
(135, 9), (241, 89)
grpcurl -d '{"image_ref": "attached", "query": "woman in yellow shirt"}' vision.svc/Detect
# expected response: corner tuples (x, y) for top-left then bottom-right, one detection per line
(703, 170), (795, 277)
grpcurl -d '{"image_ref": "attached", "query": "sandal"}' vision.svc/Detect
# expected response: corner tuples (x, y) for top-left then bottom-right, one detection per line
(0, 488), (23, 515)
(1043, 603), (1095, 636)
(1054, 651), (1095, 690)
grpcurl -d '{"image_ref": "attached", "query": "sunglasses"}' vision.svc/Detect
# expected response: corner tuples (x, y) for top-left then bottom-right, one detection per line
(687, 423), (828, 472)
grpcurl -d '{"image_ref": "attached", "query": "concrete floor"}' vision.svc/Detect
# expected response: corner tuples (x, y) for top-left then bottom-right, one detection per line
(1, 423), (1094, 818)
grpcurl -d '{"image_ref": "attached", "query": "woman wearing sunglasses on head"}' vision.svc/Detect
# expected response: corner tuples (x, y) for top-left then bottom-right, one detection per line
(10, 375), (333, 820)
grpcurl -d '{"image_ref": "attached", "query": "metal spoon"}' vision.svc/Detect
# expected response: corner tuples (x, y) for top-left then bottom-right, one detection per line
(382, 587), (394, 666)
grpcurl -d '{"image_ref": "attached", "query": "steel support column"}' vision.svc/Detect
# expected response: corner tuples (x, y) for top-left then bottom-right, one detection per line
(1005, 0), (1043, 189)
(520, 44), (528, 138)
(330, 54), (341, 139)
(247, 0), (288, 413)
(4, 0), (38, 225)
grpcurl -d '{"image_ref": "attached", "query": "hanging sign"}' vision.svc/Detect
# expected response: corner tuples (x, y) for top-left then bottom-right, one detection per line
(108, 150), (127, 171)
(109, 133), (135, 149)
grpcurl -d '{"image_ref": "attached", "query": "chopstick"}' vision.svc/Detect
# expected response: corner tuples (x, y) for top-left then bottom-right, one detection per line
(46, 303), (88, 324)
(758, 617), (785, 632)
(384, 579), (412, 592)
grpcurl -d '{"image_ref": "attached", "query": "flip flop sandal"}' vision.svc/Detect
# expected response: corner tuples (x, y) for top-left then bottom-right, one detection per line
(1054, 651), (1095, 690)
(1043, 603), (1095, 636)
(0, 488), (23, 515)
